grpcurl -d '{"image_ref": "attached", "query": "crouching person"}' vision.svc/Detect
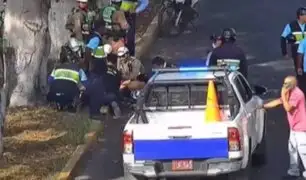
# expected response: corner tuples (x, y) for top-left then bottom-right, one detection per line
(262, 76), (306, 179)
(47, 56), (88, 111)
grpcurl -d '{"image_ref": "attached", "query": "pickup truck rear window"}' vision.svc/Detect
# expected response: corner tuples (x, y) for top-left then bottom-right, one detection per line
(145, 83), (228, 107)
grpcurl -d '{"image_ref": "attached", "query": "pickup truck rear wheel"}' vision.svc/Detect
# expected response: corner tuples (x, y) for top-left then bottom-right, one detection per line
(226, 138), (252, 180)
(252, 112), (267, 166)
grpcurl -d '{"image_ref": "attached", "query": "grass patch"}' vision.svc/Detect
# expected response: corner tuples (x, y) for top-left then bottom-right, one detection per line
(0, 106), (92, 180)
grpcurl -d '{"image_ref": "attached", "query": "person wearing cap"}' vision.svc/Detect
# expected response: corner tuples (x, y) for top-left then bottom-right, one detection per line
(117, 46), (144, 80)
(281, 7), (306, 93)
(120, 0), (149, 56)
(99, 0), (129, 41)
(47, 50), (88, 112)
(208, 28), (248, 78)
(65, 0), (96, 44)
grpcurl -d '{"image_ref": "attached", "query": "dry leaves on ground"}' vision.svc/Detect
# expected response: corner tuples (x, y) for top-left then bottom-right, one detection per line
(0, 107), (92, 180)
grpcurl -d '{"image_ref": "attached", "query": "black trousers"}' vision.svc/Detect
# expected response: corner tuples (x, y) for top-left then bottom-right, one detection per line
(125, 12), (136, 56)
(47, 80), (79, 107)
(291, 51), (306, 95)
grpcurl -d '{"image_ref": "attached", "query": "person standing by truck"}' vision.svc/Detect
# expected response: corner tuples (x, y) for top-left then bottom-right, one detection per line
(262, 76), (306, 179)
(120, 0), (148, 56)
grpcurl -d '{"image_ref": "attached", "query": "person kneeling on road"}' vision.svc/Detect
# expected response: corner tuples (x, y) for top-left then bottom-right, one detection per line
(208, 28), (248, 78)
(102, 55), (122, 119)
(262, 76), (306, 179)
(47, 55), (88, 111)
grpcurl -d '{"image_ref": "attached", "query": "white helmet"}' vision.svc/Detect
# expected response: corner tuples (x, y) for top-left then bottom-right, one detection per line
(77, 0), (88, 2)
(117, 46), (129, 57)
(104, 44), (112, 55)
(68, 38), (81, 52)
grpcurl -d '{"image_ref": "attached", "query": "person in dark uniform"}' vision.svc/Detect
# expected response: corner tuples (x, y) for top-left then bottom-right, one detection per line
(84, 20), (112, 75)
(208, 28), (248, 78)
(104, 55), (122, 118)
(296, 38), (306, 95)
(281, 7), (306, 92)
(47, 54), (88, 111)
(84, 20), (113, 119)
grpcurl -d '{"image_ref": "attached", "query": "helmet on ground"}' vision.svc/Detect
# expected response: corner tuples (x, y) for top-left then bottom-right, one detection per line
(77, 0), (88, 2)
(297, 7), (306, 17)
(221, 28), (237, 42)
(68, 37), (82, 52)
(117, 46), (129, 57)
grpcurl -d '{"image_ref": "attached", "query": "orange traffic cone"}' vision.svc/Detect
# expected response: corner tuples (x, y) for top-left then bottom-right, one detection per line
(205, 80), (222, 123)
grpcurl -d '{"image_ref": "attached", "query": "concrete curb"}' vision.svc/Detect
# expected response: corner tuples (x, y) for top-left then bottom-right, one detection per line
(54, 10), (160, 180)
(55, 120), (103, 180)
(135, 12), (160, 60)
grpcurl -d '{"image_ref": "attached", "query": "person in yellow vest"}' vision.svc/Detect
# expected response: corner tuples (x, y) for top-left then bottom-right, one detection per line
(120, 0), (148, 56)
(47, 53), (88, 111)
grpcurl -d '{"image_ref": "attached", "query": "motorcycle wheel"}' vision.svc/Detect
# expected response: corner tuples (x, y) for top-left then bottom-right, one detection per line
(158, 6), (184, 37)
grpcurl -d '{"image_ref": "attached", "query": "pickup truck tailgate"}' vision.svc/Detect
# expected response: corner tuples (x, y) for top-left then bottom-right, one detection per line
(132, 124), (229, 160)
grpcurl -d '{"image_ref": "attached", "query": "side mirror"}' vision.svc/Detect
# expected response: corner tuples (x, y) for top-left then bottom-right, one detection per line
(252, 84), (268, 96)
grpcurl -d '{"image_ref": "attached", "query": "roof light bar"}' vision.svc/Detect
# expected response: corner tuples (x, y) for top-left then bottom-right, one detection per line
(152, 66), (229, 72)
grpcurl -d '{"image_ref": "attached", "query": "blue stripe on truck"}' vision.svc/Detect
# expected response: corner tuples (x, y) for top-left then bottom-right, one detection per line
(134, 138), (228, 160)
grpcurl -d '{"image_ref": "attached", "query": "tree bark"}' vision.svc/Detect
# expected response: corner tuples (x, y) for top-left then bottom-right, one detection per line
(4, 0), (51, 107)
(48, 0), (74, 61)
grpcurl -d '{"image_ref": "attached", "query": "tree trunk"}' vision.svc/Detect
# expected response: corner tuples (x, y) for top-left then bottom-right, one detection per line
(48, 0), (74, 62)
(4, 0), (51, 107)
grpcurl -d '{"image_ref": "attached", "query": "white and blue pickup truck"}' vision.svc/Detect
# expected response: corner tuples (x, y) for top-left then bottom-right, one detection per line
(122, 66), (267, 180)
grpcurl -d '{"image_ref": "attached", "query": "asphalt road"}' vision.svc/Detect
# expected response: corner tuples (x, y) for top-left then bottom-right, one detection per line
(73, 0), (305, 179)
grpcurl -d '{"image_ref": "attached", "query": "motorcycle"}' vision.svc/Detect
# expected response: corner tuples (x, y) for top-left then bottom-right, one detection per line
(158, 0), (199, 37)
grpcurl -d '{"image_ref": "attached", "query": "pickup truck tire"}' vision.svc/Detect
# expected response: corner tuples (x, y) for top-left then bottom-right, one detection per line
(252, 113), (267, 167)
(226, 138), (252, 180)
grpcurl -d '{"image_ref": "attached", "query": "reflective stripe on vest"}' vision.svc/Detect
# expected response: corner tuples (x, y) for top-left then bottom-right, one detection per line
(53, 68), (80, 84)
(217, 59), (240, 70)
(120, 1), (137, 12)
(292, 31), (306, 44)
(92, 46), (107, 58)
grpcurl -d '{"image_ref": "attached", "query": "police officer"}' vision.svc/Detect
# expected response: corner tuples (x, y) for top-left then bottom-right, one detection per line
(281, 7), (306, 81)
(104, 55), (122, 118)
(120, 0), (148, 56)
(117, 46), (144, 80)
(47, 53), (88, 111)
(296, 38), (306, 95)
(85, 20), (115, 119)
(84, 20), (112, 75)
(209, 28), (248, 78)
(100, 0), (129, 40)
(65, 0), (96, 44)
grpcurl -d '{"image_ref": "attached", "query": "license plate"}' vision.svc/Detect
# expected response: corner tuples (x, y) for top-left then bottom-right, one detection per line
(172, 160), (193, 171)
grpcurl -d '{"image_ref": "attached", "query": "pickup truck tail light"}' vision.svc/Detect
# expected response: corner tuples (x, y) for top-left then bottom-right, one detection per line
(123, 130), (133, 154)
(228, 127), (241, 151)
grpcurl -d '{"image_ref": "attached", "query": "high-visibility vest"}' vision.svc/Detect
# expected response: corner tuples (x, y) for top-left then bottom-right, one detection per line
(289, 21), (306, 44)
(101, 6), (117, 30)
(120, 0), (138, 12)
(90, 32), (107, 59)
(51, 64), (80, 84)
